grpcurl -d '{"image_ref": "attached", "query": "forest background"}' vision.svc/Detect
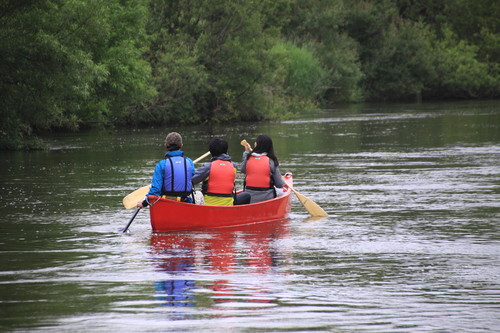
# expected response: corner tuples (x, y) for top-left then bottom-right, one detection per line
(1, 0), (498, 149)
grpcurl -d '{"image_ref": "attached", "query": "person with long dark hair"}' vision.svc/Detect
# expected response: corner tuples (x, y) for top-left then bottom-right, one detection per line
(238, 134), (286, 203)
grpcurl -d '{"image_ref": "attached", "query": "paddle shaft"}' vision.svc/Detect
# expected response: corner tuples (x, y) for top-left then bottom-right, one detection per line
(193, 151), (211, 163)
(122, 207), (141, 233)
(284, 180), (328, 217)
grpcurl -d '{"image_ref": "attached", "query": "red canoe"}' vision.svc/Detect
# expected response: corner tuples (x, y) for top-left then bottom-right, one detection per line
(148, 175), (293, 232)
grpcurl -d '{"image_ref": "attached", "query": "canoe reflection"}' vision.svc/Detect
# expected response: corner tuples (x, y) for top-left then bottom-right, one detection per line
(150, 219), (290, 308)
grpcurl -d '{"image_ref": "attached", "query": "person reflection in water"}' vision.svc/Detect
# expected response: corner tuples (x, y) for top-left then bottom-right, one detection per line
(150, 221), (290, 309)
(151, 235), (196, 307)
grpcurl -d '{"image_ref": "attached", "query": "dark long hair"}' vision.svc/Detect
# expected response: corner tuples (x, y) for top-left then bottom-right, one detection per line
(246, 134), (279, 166)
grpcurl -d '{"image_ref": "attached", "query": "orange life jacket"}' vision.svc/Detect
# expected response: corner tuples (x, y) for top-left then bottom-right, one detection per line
(245, 155), (272, 190)
(204, 160), (236, 197)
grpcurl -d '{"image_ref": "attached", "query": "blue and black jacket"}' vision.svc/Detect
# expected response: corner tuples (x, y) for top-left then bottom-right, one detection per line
(144, 150), (195, 203)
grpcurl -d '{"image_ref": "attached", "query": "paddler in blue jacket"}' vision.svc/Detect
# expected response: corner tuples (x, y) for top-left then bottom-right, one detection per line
(137, 132), (195, 208)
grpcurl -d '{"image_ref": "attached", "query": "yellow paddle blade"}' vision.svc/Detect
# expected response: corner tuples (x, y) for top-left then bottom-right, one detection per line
(288, 185), (328, 217)
(122, 185), (150, 209)
(240, 139), (252, 151)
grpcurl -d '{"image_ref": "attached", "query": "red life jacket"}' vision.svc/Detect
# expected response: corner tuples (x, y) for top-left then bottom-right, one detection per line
(204, 160), (236, 197)
(245, 155), (272, 190)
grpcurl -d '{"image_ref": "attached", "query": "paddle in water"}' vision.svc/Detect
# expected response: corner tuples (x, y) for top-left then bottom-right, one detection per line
(240, 139), (328, 217)
(283, 181), (328, 217)
(122, 207), (141, 233)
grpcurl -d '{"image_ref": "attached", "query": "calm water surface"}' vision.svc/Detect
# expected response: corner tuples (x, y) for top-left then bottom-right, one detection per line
(1, 100), (499, 332)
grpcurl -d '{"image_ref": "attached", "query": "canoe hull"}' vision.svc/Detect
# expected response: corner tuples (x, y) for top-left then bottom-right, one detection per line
(149, 183), (293, 232)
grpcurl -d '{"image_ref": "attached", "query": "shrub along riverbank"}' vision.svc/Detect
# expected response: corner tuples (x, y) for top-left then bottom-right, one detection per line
(1, 0), (498, 149)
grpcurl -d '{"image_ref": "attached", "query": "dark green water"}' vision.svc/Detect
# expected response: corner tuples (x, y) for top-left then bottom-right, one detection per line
(1, 100), (499, 332)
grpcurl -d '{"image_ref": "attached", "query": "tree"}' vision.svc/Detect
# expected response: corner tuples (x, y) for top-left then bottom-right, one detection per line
(145, 0), (290, 124)
(0, 0), (154, 149)
(429, 27), (498, 99)
(282, 0), (364, 102)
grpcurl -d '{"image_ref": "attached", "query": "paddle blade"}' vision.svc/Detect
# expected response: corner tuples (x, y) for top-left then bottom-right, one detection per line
(290, 187), (328, 217)
(240, 139), (251, 151)
(122, 185), (150, 209)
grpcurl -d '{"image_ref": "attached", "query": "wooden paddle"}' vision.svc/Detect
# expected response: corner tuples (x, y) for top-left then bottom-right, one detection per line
(283, 182), (328, 217)
(240, 139), (252, 151)
(122, 151), (211, 209)
(122, 185), (151, 210)
(240, 139), (328, 217)
(122, 207), (141, 233)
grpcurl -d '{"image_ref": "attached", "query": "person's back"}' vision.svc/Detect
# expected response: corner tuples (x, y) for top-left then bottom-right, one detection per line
(162, 151), (193, 198)
(192, 138), (237, 206)
(245, 154), (272, 190)
(137, 132), (195, 208)
(239, 134), (285, 204)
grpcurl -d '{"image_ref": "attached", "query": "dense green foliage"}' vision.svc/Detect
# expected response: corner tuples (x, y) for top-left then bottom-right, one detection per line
(0, 0), (155, 149)
(1, 0), (498, 149)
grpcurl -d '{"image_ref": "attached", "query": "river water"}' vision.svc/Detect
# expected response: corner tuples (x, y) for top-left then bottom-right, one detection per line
(1, 100), (499, 332)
